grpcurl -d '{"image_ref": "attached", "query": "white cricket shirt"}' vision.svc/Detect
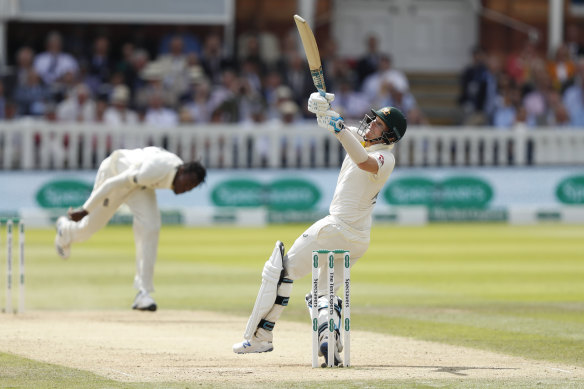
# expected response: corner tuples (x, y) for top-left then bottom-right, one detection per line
(84, 147), (183, 213)
(329, 143), (395, 232)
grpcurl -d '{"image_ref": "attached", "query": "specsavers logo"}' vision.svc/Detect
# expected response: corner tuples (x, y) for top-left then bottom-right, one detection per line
(556, 175), (584, 204)
(384, 176), (493, 208)
(36, 180), (93, 208)
(212, 178), (321, 210)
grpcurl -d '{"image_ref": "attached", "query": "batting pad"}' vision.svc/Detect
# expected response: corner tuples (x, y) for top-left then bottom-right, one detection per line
(244, 242), (284, 340)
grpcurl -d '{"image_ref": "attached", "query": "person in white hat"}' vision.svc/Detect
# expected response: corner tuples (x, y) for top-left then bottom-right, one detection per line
(104, 85), (139, 126)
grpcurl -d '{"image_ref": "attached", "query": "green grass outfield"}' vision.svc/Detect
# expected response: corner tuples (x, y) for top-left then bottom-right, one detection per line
(1, 223), (584, 388)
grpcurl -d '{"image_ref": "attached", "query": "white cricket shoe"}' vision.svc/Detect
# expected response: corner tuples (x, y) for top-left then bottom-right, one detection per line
(232, 339), (273, 354)
(132, 290), (157, 311)
(54, 216), (71, 259)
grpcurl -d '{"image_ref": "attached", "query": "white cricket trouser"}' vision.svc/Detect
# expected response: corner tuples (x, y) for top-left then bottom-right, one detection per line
(284, 215), (369, 295)
(60, 156), (161, 293)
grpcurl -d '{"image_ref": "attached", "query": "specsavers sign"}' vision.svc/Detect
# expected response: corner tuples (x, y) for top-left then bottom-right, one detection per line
(384, 176), (493, 208)
(36, 180), (93, 208)
(211, 178), (321, 210)
(556, 176), (584, 204)
(0, 168), (582, 218)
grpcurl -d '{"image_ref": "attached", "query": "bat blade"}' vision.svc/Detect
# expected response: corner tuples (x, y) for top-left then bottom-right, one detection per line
(294, 14), (326, 93)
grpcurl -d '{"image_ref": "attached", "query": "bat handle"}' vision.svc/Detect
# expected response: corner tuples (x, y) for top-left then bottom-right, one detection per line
(318, 89), (326, 97)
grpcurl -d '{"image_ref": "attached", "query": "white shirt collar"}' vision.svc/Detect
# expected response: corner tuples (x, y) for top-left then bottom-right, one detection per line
(365, 143), (394, 152)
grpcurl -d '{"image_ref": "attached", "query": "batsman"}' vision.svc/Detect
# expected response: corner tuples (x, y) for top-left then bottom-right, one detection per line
(233, 93), (407, 366)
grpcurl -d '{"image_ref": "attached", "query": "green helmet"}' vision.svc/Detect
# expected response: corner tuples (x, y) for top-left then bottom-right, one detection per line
(370, 107), (407, 144)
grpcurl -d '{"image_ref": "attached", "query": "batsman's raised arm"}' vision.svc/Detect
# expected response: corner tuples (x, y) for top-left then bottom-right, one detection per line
(309, 93), (407, 174)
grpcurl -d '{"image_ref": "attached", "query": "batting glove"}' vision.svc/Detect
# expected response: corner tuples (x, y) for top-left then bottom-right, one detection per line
(317, 110), (345, 133)
(308, 92), (335, 114)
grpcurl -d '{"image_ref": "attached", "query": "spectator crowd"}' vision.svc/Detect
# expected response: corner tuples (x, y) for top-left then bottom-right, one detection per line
(458, 24), (584, 129)
(0, 26), (431, 129)
(1, 24), (584, 131)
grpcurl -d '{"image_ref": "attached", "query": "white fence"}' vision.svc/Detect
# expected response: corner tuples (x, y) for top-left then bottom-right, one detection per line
(1, 120), (584, 170)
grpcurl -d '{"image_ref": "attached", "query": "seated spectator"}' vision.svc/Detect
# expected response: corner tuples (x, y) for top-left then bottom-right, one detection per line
(546, 44), (576, 93)
(264, 71), (293, 121)
(84, 36), (113, 95)
(104, 85), (141, 149)
(458, 47), (489, 125)
(545, 90), (571, 127)
(565, 24), (584, 61)
(276, 50), (312, 109)
(33, 31), (79, 86)
(37, 102), (65, 168)
(200, 34), (235, 85)
(362, 53), (409, 108)
(94, 99), (108, 124)
(491, 83), (522, 129)
(379, 77), (428, 125)
(356, 34), (382, 86)
(237, 21), (280, 69)
(238, 34), (267, 75)
(157, 36), (191, 101)
(12, 71), (49, 117)
(4, 46), (36, 96)
(208, 69), (241, 122)
(238, 78), (265, 125)
(505, 39), (545, 93)
(264, 79), (291, 122)
(334, 78), (369, 120)
(277, 100), (301, 124)
(483, 54), (504, 121)
(275, 100), (304, 167)
(324, 56), (357, 100)
(49, 70), (79, 104)
(144, 90), (179, 127)
(56, 83), (96, 122)
(135, 63), (177, 111)
(104, 85), (139, 125)
(180, 77), (214, 124)
(522, 65), (552, 126)
(43, 102), (58, 122)
(120, 47), (149, 100)
(116, 42), (135, 76)
(93, 98), (114, 154)
(514, 106), (529, 131)
(240, 58), (263, 95)
(319, 37), (341, 86)
(158, 26), (202, 56)
(562, 58), (584, 126)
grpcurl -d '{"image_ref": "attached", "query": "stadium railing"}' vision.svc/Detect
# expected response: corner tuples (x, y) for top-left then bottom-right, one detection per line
(1, 120), (583, 170)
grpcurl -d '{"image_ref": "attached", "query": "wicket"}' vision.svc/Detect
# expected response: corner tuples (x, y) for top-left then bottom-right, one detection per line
(311, 249), (350, 368)
(1, 218), (25, 314)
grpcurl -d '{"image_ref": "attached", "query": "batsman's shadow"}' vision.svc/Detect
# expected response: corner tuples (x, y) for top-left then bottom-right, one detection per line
(360, 365), (519, 377)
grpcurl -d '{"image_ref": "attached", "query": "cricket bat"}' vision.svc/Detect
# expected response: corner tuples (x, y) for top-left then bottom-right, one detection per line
(294, 14), (326, 95)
